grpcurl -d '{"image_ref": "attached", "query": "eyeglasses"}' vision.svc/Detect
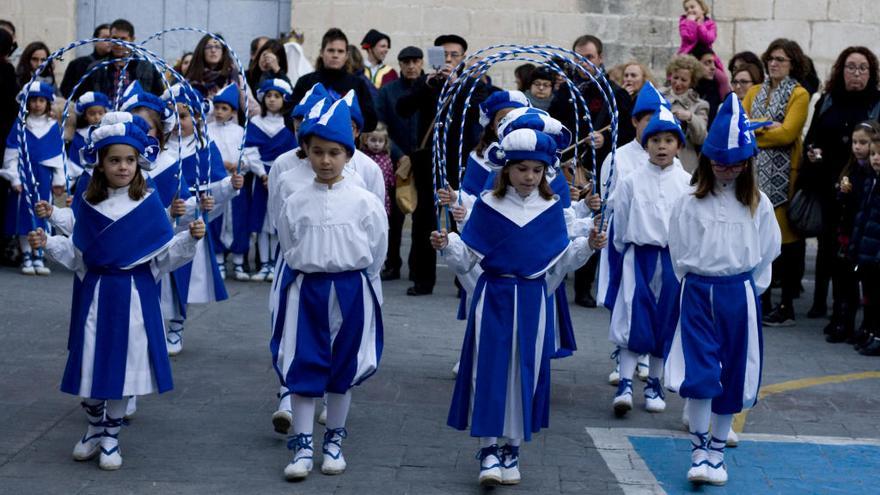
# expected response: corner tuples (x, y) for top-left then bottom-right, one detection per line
(767, 56), (790, 64)
(732, 79), (753, 86)
(845, 64), (870, 74)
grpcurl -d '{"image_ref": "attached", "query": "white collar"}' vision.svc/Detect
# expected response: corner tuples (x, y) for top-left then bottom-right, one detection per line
(25, 114), (55, 139)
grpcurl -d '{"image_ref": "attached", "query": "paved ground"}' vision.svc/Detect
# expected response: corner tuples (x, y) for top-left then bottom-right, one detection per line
(0, 242), (878, 494)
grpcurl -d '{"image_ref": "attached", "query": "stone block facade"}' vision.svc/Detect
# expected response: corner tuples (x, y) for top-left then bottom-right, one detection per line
(1, 1), (878, 91)
(292, 0), (880, 89)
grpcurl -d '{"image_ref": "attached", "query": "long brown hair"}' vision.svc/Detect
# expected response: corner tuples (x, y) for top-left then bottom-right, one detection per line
(473, 125), (498, 158)
(691, 155), (760, 215)
(492, 162), (554, 200)
(84, 147), (148, 204)
(185, 34), (235, 86)
(16, 41), (54, 87)
(824, 46), (880, 94)
(761, 38), (809, 84)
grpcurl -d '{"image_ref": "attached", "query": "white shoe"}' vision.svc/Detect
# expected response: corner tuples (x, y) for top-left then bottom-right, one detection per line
(166, 327), (183, 356)
(284, 433), (313, 481)
(33, 258), (51, 275)
(72, 433), (102, 461)
(613, 379), (633, 417)
(273, 409), (292, 434)
(643, 377), (666, 413)
(20, 262), (35, 275)
(636, 354), (649, 381)
(452, 361), (460, 377)
(321, 428), (347, 475)
(499, 445), (521, 485)
(687, 446), (709, 484)
(98, 442), (122, 471)
(233, 264), (250, 281)
(706, 461), (728, 485)
(608, 348), (620, 386)
(726, 428), (739, 448)
(124, 396), (137, 419)
(477, 445), (503, 486)
(250, 263), (271, 282)
(266, 264), (275, 282)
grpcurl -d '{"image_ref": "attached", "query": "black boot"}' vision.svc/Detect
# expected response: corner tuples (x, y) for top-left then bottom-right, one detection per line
(858, 334), (880, 356)
(825, 323), (852, 343)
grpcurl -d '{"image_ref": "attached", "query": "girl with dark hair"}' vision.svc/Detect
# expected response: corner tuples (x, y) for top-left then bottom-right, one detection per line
(185, 34), (239, 98)
(743, 38), (811, 327)
(291, 28), (377, 132)
(802, 46), (880, 319)
(27, 112), (204, 471)
(245, 39), (289, 99)
(667, 94), (781, 487)
(15, 41), (54, 88)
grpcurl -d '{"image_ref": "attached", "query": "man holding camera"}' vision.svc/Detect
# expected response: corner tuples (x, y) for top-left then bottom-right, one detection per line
(396, 34), (496, 296)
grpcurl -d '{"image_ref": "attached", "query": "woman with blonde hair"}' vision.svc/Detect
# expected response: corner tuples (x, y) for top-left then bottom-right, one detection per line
(661, 54), (710, 172)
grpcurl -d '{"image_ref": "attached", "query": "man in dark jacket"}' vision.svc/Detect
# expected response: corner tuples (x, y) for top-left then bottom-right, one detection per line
(549, 34), (635, 308)
(60, 23), (111, 98)
(76, 19), (165, 100)
(396, 34), (495, 296)
(376, 46), (423, 280)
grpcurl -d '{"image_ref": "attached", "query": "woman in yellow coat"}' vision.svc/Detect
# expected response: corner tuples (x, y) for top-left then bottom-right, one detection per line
(743, 38), (810, 327)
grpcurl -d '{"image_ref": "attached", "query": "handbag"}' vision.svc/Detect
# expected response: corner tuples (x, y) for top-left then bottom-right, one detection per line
(395, 155), (417, 214)
(787, 188), (823, 237)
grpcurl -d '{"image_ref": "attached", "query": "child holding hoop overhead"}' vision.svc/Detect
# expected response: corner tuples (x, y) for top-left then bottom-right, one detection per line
(28, 113), (205, 470)
(433, 128), (605, 487)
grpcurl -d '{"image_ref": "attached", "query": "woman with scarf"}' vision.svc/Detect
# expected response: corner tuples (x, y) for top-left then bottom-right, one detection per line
(743, 38), (810, 327)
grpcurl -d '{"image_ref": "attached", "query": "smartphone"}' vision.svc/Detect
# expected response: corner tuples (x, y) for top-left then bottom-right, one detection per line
(427, 46), (446, 71)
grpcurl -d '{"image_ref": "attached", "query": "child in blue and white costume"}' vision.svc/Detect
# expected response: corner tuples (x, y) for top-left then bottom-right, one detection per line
(2, 81), (65, 275)
(243, 78), (298, 282)
(432, 129), (604, 486)
(274, 99), (387, 480)
(599, 82), (684, 386)
(27, 114), (205, 471)
(154, 83), (240, 355)
(68, 91), (110, 184)
(608, 105), (692, 417)
(665, 94), (781, 486)
(207, 83), (248, 279)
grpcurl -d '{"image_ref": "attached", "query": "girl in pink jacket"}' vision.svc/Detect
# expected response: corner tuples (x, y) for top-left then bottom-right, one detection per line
(678, 0), (731, 99)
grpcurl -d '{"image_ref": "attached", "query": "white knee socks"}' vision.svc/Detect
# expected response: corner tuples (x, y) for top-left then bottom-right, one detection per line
(325, 392), (352, 430)
(102, 398), (128, 452)
(619, 349), (640, 382)
(292, 394), (317, 435)
(257, 232), (270, 264)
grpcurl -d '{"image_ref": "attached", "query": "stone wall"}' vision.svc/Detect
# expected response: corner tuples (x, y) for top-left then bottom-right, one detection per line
(1, 0), (77, 75)
(291, 0), (880, 89)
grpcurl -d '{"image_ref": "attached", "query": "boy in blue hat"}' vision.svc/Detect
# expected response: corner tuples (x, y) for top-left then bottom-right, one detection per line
(608, 106), (692, 417)
(666, 94), (781, 486)
(274, 98), (387, 481)
(599, 81), (684, 386)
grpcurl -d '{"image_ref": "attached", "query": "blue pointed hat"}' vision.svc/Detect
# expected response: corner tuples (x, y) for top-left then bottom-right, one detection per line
(632, 81), (671, 117)
(292, 83), (330, 119)
(120, 81), (170, 119)
(479, 90), (531, 128)
(487, 128), (559, 169)
(162, 82), (209, 116)
(702, 93), (770, 165)
(497, 107), (571, 150)
(340, 90), (364, 130)
(212, 83), (240, 111)
(299, 97), (356, 155)
(75, 91), (111, 114)
(641, 106), (686, 146)
(81, 111), (160, 169)
(19, 81), (56, 104)
(257, 78), (293, 103)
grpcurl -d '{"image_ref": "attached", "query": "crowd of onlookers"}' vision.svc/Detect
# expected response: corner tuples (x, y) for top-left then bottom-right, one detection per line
(0, 0), (878, 355)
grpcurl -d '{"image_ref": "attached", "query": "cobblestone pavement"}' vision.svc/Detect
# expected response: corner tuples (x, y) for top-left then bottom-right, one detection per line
(1, 242), (878, 494)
